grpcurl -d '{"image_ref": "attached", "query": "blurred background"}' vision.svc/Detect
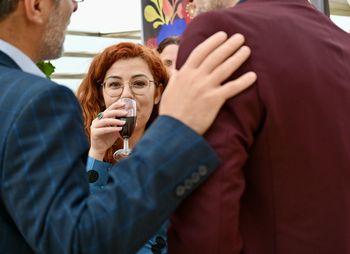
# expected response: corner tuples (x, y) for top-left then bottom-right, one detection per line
(51, 0), (350, 91)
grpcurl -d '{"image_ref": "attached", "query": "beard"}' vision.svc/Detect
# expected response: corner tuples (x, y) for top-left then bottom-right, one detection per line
(40, 7), (68, 60)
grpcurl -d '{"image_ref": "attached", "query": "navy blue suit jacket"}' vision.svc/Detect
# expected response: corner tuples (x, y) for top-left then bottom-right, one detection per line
(0, 51), (220, 254)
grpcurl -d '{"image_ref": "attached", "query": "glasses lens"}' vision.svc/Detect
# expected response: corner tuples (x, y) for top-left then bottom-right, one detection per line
(104, 79), (123, 97)
(130, 77), (150, 95)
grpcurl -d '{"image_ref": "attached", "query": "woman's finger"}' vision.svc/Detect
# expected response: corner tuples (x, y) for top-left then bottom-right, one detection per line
(94, 110), (127, 121)
(107, 100), (126, 110)
(92, 118), (126, 128)
(93, 126), (122, 135)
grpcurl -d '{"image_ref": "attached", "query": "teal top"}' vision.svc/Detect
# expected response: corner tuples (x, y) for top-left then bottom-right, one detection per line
(87, 156), (168, 254)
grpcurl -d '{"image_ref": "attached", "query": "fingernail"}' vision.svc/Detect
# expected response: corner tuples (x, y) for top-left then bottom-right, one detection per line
(231, 33), (244, 41)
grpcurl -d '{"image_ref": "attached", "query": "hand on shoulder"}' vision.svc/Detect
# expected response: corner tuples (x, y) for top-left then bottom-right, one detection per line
(159, 32), (257, 134)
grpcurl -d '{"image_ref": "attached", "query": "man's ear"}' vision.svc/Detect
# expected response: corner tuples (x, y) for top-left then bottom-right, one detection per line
(23, 0), (47, 24)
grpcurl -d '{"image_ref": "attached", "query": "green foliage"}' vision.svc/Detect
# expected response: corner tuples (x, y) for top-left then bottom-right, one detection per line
(36, 61), (55, 79)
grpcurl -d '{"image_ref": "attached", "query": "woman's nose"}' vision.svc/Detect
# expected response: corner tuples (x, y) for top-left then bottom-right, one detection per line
(120, 84), (134, 98)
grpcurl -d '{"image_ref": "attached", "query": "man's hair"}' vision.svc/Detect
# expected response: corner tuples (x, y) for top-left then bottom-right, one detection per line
(0, 0), (20, 21)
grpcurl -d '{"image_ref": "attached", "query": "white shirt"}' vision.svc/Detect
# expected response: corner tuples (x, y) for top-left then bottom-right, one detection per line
(0, 39), (45, 78)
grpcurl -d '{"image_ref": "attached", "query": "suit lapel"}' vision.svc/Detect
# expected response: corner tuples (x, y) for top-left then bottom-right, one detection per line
(0, 51), (20, 70)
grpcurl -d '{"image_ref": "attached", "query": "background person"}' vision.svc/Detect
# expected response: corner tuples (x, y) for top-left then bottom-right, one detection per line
(156, 36), (180, 76)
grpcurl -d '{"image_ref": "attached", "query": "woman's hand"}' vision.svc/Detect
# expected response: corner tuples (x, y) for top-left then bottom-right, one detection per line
(88, 100), (127, 160)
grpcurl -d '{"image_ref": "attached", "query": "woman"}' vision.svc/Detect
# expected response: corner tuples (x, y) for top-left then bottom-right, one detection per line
(77, 42), (169, 254)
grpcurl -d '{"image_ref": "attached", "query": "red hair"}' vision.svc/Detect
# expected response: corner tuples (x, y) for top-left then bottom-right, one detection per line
(77, 42), (169, 163)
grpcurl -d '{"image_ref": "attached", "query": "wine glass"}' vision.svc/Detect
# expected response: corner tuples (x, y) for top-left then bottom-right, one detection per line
(113, 98), (137, 161)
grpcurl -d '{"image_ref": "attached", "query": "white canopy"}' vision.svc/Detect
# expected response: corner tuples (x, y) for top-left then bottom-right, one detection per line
(330, 0), (350, 15)
(51, 0), (350, 91)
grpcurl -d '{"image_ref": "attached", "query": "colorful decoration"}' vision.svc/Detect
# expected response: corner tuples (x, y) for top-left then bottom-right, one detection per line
(142, 0), (191, 48)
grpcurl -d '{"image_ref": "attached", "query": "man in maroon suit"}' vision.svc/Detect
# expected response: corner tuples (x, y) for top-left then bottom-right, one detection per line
(169, 0), (350, 253)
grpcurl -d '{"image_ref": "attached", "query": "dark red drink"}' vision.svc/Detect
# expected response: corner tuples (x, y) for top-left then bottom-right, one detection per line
(120, 116), (136, 138)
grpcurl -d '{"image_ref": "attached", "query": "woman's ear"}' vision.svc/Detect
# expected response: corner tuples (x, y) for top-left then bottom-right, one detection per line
(23, 0), (47, 24)
(154, 84), (164, 105)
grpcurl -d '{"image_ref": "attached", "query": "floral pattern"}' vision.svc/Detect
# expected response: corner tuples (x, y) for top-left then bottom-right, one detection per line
(143, 0), (191, 47)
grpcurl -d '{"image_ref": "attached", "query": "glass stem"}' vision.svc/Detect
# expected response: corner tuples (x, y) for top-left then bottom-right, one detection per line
(123, 138), (129, 151)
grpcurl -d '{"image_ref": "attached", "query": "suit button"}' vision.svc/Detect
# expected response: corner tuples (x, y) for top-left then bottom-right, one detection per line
(198, 165), (208, 176)
(151, 245), (161, 254)
(155, 236), (166, 248)
(184, 179), (193, 190)
(191, 172), (200, 183)
(151, 236), (166, 253)
(87, 170), (99, 183)
(176, 185), (186, 197)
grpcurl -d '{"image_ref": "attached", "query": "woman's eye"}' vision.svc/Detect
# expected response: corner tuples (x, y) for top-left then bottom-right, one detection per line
(132, 81), (147, 88)
(164, 60), (173, 67)
(108, 82), (123, 89)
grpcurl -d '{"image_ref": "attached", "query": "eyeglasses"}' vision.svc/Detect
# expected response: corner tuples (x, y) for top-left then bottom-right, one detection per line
(102, 76), (155, 98)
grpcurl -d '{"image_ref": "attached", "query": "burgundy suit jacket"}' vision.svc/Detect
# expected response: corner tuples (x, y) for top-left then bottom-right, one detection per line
(169, 0), (350, 253)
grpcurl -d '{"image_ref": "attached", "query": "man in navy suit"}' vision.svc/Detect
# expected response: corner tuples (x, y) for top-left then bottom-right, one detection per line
(0, 0), (256, 253)
(169, 0), (350, 253)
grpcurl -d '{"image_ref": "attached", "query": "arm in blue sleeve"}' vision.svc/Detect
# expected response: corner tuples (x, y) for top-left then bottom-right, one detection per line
(86, 156), (111, 186)
(3, 81), (220, 254)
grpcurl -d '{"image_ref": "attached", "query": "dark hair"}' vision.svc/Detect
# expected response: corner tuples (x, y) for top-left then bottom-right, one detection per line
(77, 42), (169, 163)
(156, 36), (180, 54)
(0, 0), (19, 21)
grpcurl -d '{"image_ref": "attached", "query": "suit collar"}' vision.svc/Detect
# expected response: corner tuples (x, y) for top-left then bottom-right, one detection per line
(0, 50), (20, 70)
(0, 39), (45, 77)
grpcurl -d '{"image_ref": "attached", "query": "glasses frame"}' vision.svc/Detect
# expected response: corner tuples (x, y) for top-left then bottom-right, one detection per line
(101, 77), (156, 98)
